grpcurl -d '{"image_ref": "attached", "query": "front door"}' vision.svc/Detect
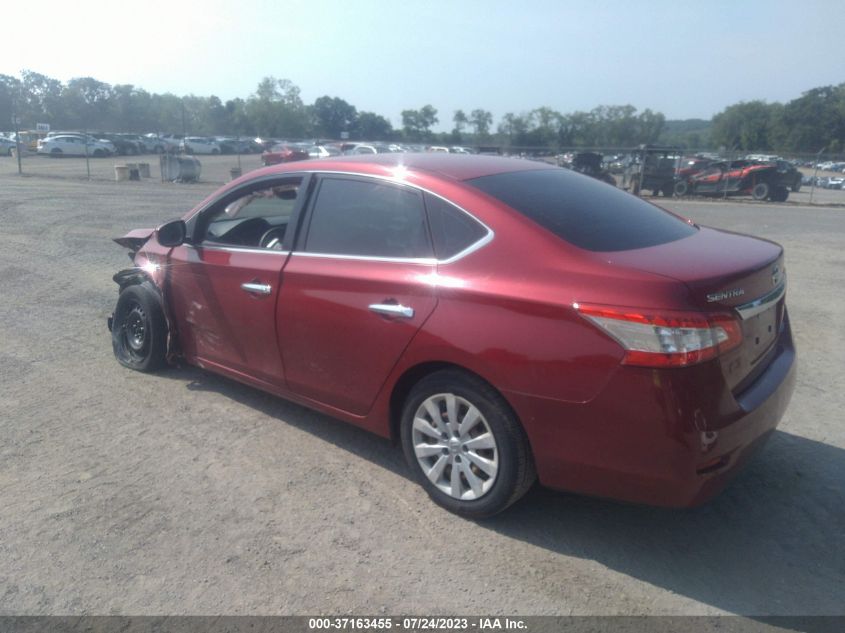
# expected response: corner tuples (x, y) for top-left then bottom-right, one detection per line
(167, 176), (304, 387)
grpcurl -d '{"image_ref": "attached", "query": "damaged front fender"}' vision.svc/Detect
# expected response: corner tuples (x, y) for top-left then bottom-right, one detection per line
(110, 265), (179, 364)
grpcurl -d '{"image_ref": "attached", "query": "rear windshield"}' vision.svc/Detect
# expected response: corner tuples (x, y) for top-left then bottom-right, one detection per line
(468, 169), (697, 251)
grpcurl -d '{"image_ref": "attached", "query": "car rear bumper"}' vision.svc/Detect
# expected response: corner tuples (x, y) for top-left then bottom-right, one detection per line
(506, 312), (796, 507)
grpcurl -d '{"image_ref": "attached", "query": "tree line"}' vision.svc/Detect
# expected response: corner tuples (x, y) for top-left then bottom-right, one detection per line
(1, 70), (843, 153)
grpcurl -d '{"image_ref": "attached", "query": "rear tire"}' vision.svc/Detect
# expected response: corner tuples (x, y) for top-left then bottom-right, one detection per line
(752, 182), (770, 200)
(673, 180), (689, 196)
(770, 186), (789, 202)
(111, 284), (167, 372)
(400, 369), (536, 519)
(50, 148), (62, 158)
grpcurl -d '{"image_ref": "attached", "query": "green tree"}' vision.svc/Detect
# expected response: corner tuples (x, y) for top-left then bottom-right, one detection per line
(246, 77), (310, 138)
(20, 70), (63, 124)
(355, 111), (393, 140)
(711, 100), (779, 151)
(313, 96), (357, 138)
(452, 109), (468, 137)
(774, 85), (845, 152)
(401, 105), (438, 141)
(469, 109), (493, 138)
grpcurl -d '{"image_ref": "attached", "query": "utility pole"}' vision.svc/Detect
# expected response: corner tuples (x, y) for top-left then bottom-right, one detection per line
(83, 127), (91, 180)
(12, 98), (22, 175)
(808, 146), (826, 206)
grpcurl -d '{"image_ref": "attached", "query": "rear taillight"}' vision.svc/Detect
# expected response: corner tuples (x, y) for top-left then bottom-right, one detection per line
(575, 303), (742, 368)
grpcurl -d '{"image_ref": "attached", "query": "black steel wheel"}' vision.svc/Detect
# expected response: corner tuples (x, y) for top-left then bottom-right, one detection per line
(111, 284), (167, 372)
(752, 182), (770, 200)
(400, 369), (536, 519)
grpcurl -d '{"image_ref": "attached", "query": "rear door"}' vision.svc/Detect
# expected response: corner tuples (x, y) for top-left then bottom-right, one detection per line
(278, 175), (437, 415)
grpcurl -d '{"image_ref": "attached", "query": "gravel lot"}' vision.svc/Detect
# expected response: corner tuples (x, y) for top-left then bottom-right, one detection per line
(0, 167), (843, 617)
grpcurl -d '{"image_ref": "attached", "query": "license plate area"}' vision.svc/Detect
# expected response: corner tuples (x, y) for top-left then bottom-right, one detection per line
(742, 304), (778, 366)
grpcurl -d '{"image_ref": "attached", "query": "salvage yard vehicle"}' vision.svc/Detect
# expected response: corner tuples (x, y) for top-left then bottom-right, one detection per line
(180, 137), (221, 155)
(109, 154), (795, 518)
(37, 134), (114, 157)
(621, 145), (682, 196)
(680, 159), (795, 201)
(568, 151), (617, 186)
(0, 136), (16, 156)
(261, 142), (310, 165)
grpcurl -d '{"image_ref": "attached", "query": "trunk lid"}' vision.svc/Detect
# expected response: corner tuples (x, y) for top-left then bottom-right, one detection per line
(602, 226), (786, 390)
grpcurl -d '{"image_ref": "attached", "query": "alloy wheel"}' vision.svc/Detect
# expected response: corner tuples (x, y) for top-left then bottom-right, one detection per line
(411, 393), (499, 500)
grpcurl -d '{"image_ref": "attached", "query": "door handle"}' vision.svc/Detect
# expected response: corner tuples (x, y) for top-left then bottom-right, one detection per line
(369, 303), (414, 318)
(241, 282), (272, 295)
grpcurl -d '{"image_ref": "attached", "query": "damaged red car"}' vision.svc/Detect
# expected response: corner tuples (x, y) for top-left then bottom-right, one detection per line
(260, 142), (310, 166)
(675, 159), (797, 201)
(109, 154), (796, 518)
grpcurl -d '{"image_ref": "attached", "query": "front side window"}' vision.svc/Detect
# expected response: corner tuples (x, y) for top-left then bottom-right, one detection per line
(201, 179), (302, 249)
(304, 177), (432, 259)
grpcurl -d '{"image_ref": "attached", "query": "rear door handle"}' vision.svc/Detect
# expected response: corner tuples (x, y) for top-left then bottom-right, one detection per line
(369, 303), (414, 318)
(241, 282), (272, 295)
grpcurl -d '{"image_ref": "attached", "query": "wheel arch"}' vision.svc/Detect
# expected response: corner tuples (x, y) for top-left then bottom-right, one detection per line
(387, 360), (522, 446)
(111, 267), (178, 362)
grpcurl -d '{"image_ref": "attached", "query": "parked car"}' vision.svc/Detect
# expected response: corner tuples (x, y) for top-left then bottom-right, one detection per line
(621, 145), (683, 196)
(143, 134), (174, 153)
(108, 154), (795, 518)
(112, 134), (161, 154)
(0, 136), (17, 156)
(568, 151), (616, 186)
(683, 160), (795, 201)
(37, 135), (114, 157)
(91, 133), (141, 156)
(307, 144), (342, 159)
(261, 143), (310, 165)
(215, 137), (261, 154)
(824, 176), (845, 189)
(180, 137), (221, 155)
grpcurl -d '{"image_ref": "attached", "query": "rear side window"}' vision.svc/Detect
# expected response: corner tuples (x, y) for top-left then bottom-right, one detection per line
(468, 169), (697, 252)
(305, 177), (432, 258)
(424, 193), (488, 260)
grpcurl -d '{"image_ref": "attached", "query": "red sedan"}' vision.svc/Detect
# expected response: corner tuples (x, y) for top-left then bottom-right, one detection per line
(109, 154), (796, 518)
(260, 143), (310, 166)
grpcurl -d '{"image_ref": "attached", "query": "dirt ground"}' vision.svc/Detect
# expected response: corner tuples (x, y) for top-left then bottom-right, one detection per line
(0, 168), (842, 617)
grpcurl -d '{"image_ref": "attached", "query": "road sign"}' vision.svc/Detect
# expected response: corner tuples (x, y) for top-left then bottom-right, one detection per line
(36, 123), (50, 132)
(11, 115), (21, 125)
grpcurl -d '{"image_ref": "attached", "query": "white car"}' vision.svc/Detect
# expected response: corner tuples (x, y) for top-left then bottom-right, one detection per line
(37, 135), (114, 157)
(180, 137), (221, 155)
(0, 136), (17, 156)
(307, 144), (342, 159)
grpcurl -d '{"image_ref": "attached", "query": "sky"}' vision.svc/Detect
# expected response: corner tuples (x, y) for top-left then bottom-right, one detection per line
(2, 0), (843, 131)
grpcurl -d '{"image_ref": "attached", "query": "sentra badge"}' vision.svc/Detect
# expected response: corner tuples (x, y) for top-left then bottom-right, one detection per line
(706, 288), (746, 302)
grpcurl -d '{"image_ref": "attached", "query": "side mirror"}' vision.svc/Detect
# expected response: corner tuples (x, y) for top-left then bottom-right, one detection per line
(156, 219), (186, 247)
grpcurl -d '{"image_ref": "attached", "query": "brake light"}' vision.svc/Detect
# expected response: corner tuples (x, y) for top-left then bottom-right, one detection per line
(575, 303), (742, 368)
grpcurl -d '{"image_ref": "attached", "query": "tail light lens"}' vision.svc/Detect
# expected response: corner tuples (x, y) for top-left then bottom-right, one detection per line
(575, 303), (742, 368)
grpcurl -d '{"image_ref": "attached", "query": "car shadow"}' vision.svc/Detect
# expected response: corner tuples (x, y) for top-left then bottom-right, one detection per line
(171, 365), (844, 619)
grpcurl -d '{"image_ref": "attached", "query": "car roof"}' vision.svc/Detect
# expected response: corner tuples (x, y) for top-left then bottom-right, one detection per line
(257, 153), (551, 182)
